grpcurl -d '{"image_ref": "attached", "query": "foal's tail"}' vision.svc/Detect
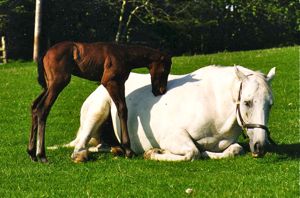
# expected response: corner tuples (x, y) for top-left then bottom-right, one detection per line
(37, 54), (47, 89)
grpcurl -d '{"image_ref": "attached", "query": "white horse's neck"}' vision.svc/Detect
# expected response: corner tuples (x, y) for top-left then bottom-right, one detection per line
(209, 67), (242, 135)
(192, 66), (258, 136)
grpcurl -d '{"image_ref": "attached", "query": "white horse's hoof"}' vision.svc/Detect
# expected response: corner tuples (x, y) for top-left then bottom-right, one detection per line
(144, 148), (164, 159)
(225, 144), (244, 157)
(71, 150), (88, 163)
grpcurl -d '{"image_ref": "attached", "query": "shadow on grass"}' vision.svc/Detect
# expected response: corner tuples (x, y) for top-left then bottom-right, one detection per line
(239, 141), (300, 159)
(268, 143), (300, 159)
(86, 143), (300, 162)
(87, 152), (114, 162)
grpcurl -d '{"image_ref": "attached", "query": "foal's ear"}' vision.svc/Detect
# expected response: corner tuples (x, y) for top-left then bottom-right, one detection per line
(266, 67), (276, 82)
(234, 66), (247, 81)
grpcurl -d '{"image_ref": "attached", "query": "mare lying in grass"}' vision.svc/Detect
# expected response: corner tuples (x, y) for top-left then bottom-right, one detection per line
(66, 65), (276, 162)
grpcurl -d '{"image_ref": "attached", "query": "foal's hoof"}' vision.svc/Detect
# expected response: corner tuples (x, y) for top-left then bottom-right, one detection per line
(36, 153), (49, 163)
(125, 149), (136, 159)
(111, 146), (125, 156)
(29, 155), (38, 162)
(39, 157), (49, 163)
(27, 149), (38, 162)
(71, 150), (88, 163)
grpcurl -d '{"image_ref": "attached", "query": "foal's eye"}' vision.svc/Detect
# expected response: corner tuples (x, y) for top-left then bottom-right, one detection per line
(244, 100), (252, 107)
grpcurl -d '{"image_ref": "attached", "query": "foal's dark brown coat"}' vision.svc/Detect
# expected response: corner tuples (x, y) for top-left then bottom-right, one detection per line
(28, 41), (171, 162)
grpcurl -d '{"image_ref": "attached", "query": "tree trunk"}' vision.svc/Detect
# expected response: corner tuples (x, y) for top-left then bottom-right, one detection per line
(33, 0), (43, 62)
(115, 0), (127, 43)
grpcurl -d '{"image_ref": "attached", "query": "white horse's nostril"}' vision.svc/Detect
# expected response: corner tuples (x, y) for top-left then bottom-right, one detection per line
(254, 142), (260, 152)
(252, 142), (266, 157)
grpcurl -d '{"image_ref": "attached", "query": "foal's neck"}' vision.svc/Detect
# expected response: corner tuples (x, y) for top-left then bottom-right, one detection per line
(126, 46), (161, 69)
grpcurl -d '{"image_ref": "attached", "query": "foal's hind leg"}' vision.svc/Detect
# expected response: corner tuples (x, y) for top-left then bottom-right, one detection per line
(35, 80), (70, 163)
(27, 90), (47, 161)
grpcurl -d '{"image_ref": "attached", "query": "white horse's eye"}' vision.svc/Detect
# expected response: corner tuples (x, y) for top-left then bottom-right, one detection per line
(244, 100), (252, 107)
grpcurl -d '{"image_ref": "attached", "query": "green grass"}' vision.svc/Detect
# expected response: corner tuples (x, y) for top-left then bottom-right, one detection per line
(0, 47), (299, 197)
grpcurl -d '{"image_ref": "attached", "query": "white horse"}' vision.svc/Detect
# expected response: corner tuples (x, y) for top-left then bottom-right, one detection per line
(69, 65), (276, 162)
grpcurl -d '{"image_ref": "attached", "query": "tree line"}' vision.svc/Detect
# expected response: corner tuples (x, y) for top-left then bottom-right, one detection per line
(0, 0), (299, 59)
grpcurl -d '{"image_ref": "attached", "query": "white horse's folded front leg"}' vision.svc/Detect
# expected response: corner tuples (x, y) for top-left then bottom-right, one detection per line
(144, 129), (200, 161)
(201, 143), (244, 159)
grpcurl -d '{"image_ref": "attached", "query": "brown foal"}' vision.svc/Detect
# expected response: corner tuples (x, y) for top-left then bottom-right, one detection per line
(27, 41), (172, 163)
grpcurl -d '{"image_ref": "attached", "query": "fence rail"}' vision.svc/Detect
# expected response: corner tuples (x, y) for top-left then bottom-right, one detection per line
(0, 36), (7, 64)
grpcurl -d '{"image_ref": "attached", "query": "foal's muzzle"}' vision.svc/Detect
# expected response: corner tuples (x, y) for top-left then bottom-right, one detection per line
(152, 86), (166, 96)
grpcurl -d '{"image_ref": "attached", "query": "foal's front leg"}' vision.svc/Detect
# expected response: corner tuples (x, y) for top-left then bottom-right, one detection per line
(103, 81), (135, 158)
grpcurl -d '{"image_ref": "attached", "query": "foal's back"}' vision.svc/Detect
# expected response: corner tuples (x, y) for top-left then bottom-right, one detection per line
(43, 41), (164, 82)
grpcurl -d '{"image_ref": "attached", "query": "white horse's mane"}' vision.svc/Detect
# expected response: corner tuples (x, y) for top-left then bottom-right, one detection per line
(207, 65), (272, 93)
(236, 65), (272, 94)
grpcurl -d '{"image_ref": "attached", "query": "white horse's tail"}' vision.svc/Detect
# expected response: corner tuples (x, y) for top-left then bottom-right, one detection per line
(47, 139), (77, 150)
(47, 139), (112, 153)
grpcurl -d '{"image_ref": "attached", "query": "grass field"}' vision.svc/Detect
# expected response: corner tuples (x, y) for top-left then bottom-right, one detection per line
(0, 46), (299, 197)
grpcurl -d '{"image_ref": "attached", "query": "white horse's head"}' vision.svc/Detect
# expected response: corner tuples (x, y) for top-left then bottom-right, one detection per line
(235, 67), (276, 157)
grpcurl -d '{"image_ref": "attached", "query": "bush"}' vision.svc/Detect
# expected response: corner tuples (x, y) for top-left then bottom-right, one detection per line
(0, 0), (298, 59)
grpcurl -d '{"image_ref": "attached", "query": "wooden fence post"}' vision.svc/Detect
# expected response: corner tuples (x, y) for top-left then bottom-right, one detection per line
(0, 36), (7, 64)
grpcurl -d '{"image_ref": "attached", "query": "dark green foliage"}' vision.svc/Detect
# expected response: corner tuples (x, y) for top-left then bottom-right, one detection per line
(0, 0), (35, 59)
(44, 0), (119, 43)
(0, 0), (299, 59)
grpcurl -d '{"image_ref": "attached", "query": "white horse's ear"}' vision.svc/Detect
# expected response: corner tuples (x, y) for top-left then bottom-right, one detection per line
(266, 67), (276, 82)
(235, 66), (247, 81)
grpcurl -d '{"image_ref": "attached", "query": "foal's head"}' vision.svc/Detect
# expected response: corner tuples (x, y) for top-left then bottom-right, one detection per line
(235, 67), (276, 157)
(149, 54), (172, 96)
